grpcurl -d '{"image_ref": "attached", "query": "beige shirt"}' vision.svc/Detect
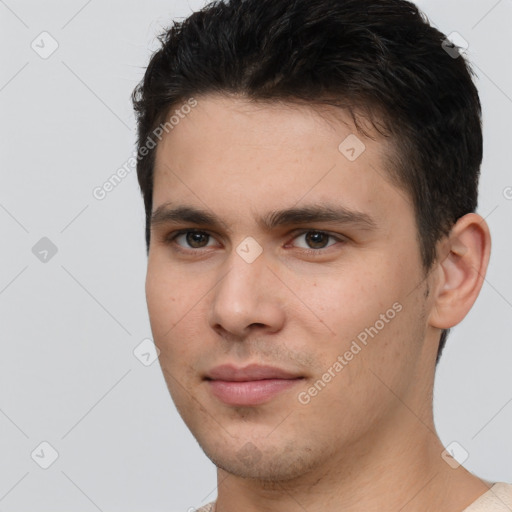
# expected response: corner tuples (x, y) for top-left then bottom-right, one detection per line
(194, 482), (512, 512)
(462, 483), (512, 512)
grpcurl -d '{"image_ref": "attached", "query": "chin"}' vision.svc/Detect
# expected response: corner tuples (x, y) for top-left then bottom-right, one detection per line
(199, 437), (322, 482)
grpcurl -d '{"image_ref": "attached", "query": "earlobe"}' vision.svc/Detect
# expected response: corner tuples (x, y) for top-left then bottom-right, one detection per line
(428, 213), (491, 329)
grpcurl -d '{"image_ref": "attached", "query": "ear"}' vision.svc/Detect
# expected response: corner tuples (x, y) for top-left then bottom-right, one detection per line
(428, 213), (491, 329)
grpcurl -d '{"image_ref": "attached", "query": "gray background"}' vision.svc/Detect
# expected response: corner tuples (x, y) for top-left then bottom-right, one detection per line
(0, 0), (511, 510)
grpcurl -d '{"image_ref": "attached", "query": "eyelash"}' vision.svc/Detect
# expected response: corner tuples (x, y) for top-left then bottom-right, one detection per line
(162, 229), (345, 256)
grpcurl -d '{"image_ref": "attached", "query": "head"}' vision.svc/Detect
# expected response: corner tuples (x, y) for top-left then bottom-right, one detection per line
(132, 0), (490, 481)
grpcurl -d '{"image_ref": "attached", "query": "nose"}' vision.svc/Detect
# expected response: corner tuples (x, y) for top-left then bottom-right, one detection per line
(208, 244), (286, 339)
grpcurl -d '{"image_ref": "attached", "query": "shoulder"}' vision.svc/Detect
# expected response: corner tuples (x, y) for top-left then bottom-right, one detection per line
(194, 502), (216, 512)
(463, 482), (512, 512)
(191, 487), (512, 512)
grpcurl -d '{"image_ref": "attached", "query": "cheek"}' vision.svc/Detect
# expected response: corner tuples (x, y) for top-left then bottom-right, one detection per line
(145, 262), (211, 363)
(287, 260), (419, 371)
(145, 273), (176, 338)
(285, 267), (387, 337)
(145, 261), (192, 348)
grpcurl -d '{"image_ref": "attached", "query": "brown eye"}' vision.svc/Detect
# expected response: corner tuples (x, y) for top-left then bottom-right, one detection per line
(304, 231), (330, 249)
(287, 229), (345, 253)
(167, 230), (215, 249)
(185, 231), (211, 248)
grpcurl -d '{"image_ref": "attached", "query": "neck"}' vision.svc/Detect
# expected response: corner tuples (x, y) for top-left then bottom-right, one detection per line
(214, 408), (489, 512)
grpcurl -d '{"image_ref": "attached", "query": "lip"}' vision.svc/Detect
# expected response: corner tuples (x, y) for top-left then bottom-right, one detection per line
(206, 364), (302, 381)
(205, 364), (304, 406)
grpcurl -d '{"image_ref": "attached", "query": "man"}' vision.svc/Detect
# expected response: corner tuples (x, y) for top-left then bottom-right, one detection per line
(131, 0), (511, 510)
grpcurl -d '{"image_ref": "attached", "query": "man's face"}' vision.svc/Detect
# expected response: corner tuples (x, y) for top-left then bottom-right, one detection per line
(146, 95), (438, 480)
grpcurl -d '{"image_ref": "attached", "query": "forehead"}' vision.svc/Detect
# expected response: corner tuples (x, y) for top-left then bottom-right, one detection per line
(152, 94), (411, 229)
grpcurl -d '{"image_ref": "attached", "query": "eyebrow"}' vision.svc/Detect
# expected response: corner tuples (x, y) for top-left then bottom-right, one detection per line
(150, 202), (378, 232)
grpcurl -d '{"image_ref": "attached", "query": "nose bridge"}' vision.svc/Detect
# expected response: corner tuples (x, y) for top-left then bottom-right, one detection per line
(209, 241), (284, 336)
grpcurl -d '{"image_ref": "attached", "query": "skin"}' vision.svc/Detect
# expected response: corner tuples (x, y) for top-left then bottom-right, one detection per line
(146, 94), (491, 512)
